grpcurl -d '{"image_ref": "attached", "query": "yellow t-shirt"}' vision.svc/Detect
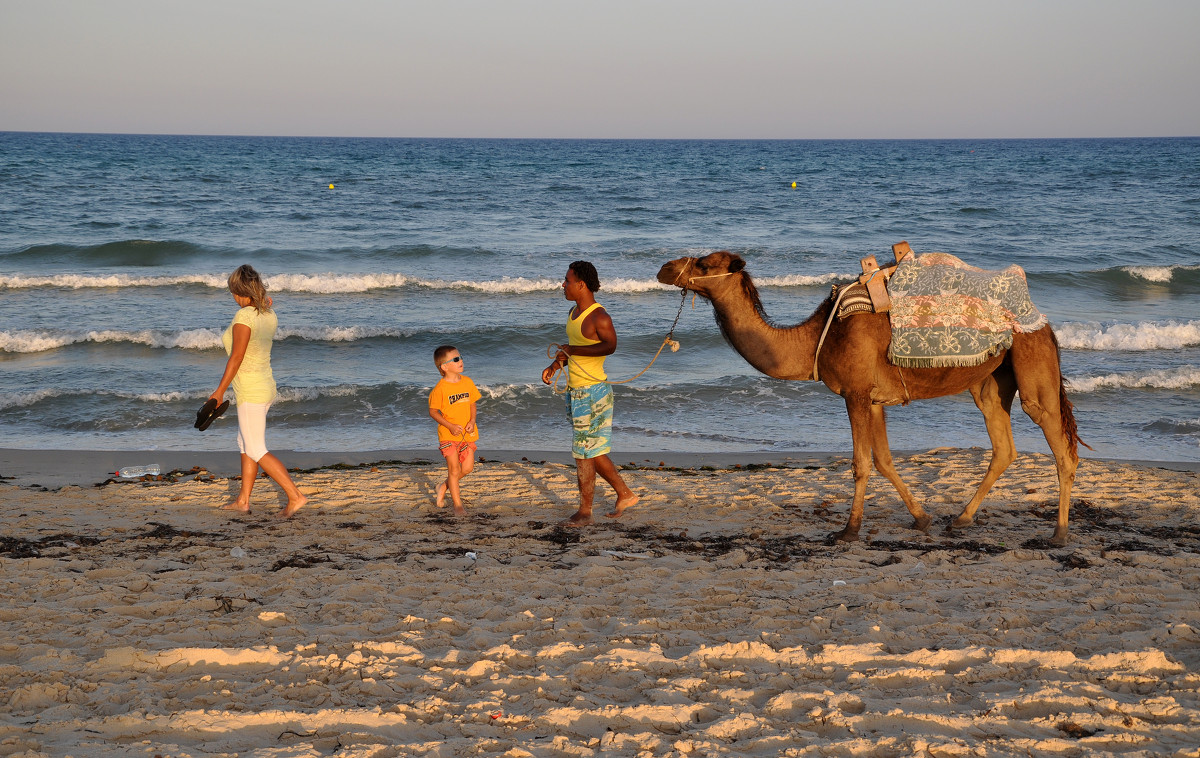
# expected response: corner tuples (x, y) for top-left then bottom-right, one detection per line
(566, 302), (607, 388)
(428, 375), (481, 443)
(221, 306), (277, 404)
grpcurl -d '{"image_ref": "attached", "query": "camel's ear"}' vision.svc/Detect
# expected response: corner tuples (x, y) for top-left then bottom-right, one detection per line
(729, 256), (745, 273)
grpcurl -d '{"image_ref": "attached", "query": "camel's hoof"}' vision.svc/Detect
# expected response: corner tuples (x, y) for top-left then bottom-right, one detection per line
(827, 528), (859, 545)
(1050, 530), (1069, 547)
(950, 515), (974, 530)
(912, 515), (933, 533)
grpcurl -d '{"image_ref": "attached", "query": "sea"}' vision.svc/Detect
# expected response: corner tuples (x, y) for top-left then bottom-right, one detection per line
(1, 133), (1198, 462)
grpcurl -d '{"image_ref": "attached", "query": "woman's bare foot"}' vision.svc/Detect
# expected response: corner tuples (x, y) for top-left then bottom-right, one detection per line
(435, 481), (448, 508)
(452, 504), (467, 517)
(277, 493), (308, 519)
(220, 501), (250, 513)
(605, 493), (640, 519)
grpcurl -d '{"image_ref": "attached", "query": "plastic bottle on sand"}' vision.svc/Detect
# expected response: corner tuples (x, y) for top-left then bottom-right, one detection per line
(115, 464), (161, 479)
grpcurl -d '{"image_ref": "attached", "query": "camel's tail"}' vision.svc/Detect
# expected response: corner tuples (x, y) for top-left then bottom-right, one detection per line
(1051, 328), (1092, 455)
(1058, 382), (1089, 455)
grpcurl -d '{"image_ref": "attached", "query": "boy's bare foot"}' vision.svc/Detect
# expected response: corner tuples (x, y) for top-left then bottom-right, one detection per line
(220, 501), (250, 513)
(435, 481), (448, 508)
(277, 493), (308, 519)
(605, 493), (640, 519)
(562, 510), (594, 527)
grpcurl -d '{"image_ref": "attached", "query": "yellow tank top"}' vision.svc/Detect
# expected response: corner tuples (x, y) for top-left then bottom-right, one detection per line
(566, 302), (607, 388)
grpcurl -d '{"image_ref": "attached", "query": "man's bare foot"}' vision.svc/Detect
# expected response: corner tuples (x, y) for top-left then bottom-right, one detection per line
(562, 510), (594, 527)
(277, 493), (308, 519)
(435, 481), (448, 508)
(220, 501), (250, 513)
(605, 493), (640, 519)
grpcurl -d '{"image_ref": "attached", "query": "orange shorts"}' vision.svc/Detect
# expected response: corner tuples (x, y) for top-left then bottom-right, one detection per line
(439, 440), (477, 464)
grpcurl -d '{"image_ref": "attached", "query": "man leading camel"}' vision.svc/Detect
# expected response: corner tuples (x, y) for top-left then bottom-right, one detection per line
(541, 261), (639, 525)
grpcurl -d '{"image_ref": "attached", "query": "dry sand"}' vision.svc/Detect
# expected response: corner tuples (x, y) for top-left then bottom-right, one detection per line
(1, 448), (1198, 757)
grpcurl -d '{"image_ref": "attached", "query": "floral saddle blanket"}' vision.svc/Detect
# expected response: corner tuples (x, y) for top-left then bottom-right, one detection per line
(884, 252), (1047, 368)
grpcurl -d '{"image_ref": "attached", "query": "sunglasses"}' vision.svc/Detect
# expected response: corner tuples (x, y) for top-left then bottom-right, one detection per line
(442, 356), (462, 365)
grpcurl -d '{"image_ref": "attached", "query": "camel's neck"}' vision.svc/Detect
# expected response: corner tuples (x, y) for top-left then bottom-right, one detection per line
(707, 283), (825, 380)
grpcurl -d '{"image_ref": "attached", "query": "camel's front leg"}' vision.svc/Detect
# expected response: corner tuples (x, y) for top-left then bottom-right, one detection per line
(831, 396), (874, 542)
(868, 405), (931, 532)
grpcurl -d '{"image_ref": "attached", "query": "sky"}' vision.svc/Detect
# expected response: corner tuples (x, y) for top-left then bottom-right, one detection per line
(2, 0), (1198, 139)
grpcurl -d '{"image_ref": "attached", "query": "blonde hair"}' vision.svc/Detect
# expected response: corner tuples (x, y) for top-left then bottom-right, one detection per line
(228, 264), (272, 313)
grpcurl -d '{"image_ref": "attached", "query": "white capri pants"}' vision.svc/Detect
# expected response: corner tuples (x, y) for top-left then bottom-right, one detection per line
(235, 402), (271, 463)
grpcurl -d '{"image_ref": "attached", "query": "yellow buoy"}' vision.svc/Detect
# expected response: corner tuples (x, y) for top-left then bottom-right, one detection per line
(329, 183), (335, 189)
(791, 181), (797, 189)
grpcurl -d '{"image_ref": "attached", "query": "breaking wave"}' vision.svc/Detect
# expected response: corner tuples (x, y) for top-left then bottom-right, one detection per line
(1056, 320), (1200, 351)
(1067, 366), (1200, 393)
(0, 270), (850, 294)
(0, 328), (223, 353)
(0, 324), (543, 353)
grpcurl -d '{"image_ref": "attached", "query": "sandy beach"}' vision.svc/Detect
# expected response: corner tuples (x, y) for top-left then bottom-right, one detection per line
(2, 447), (1198, 757)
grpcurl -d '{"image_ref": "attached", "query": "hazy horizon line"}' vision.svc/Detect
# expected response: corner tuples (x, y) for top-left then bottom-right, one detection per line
(5, 129), (1198, 142)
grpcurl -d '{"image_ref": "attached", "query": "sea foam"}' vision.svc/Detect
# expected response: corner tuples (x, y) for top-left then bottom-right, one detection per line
(0, 270), (853, 294)
(1067, 366), (1200, 393)
(757, 273), (850, 287)
(0, 388), (64, 411)
(1056, 320), (1200, 351)
(0, 388), (192, 410)
(0, 273), (225, 289)
(1122, 264), (1200, 284)
(0, 329), (223, 353)
(1, 323), (526, 353)
(10, 318), (1197, 355)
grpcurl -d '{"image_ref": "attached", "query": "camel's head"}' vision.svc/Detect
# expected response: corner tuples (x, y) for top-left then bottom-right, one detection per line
(656, 251), (746, 297)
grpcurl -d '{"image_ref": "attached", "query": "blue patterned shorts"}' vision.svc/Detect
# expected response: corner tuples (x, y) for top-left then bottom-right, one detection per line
(566, 383), (613, 459)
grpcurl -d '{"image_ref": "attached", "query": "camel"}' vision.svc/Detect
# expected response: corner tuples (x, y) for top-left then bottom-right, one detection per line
(657, 251), (1084, 546)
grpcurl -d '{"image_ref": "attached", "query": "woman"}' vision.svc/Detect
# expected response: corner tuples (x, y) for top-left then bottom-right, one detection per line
(209, 264), (307, 518)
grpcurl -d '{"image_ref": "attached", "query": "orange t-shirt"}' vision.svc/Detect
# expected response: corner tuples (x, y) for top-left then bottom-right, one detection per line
(428, 375), (481, 443)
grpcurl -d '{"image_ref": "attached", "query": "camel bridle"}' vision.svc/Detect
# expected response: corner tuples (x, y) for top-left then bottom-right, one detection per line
(672, 256), (740, 292)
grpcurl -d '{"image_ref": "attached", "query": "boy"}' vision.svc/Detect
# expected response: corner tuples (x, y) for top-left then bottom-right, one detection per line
(428, 345), (480, 516)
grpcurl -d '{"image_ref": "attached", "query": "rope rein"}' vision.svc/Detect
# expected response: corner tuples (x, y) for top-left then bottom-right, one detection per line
(547, 288), (688, 395)
(546, 259), (738, 395)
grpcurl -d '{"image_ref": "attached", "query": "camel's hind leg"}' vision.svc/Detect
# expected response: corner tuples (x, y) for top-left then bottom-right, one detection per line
(869, 404), (932, 532)
(951, 372), (1018, 530)
(1011, 329), (1080, 546)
